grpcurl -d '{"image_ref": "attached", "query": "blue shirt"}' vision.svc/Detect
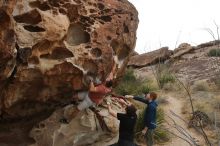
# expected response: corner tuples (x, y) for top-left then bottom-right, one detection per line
(134, 96), (158, 129)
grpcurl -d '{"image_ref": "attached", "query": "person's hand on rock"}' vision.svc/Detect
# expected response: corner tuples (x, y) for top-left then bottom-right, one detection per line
(125, 95), (134, 99)
(118, 98), (129, 107)
(142, 128), (148, 135)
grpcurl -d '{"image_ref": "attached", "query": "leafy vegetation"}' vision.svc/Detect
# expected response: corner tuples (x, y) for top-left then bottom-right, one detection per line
(114, 68), (153, 95)
(152, 64), (175, 89)
(135, 108), (170, 144)
(115, 68), (170, 144)
(208, 49), (220, 57)
(158, 72), (175, 88)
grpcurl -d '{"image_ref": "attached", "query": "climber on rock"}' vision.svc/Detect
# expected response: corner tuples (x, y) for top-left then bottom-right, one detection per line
(76, 80), (113, 110)
(125, 92), (158, 146)
(60, 80), (113, 123)
(60, 62), (116, 123)
(108, 102), (137, 146)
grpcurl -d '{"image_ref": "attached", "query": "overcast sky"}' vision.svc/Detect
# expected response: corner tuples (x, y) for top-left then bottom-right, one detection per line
(128, 0), (220, 53)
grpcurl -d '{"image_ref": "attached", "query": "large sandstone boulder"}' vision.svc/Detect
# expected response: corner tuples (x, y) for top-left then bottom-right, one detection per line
(128, 47), (173, 68)
(0, 0), (138, 145)
(0, 0), (138, 116)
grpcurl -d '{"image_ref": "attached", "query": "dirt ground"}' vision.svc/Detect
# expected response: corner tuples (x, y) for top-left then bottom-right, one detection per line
(160, 92), (205, 146)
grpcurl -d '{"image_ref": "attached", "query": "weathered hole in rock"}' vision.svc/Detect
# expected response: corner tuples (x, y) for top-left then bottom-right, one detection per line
(48, 0), (60, 7)
(28, 56), (40, 64)
(74, 0), (82, 4)
(100, 16), (112, 22)
(107, 36), (112, 40)
(123, 23), (129, 33)
(14, 9), (42, 25)
(18, 47), (32, 64)
(4, 29), (15, 44)
(80, 16), (93, 24)
(46, 62), (83, 76)
(97, 3), (105, 10)
(118, 44), (130, 60)
(5, 99), (51, 118)
(40, 54), (50, 59)
(89, 9), (96, 13)
(29, 1), (50, 11)
(32, 40), (52, 52)
(52, 10), (58, 15)
(110, 40), (119, 53)
(83, 61), (98, 75)
(51, 47), (74, 59)
(91, 48), (102, 57)
(23, 25), (45, 32)
(0, 9), (11, 29)
(93, 31), (98, 37)
(65, 4), (78, 22)
(66, 23), (90, 46)
(99, 21), (105, 25)
(59, 8), (67, 14)
(103, 9), (111, 13)
(111, 40), (130, 60)
(40, 47), (73, 59)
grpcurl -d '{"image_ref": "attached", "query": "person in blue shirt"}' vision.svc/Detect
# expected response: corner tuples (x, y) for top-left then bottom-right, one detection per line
(126, 92), (158, 146)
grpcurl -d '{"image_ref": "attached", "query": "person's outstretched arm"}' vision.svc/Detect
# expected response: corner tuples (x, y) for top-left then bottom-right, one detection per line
(125, 95), (149, 104)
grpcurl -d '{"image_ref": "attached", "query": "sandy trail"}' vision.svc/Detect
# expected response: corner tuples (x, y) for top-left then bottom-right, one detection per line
(161, 94), (205, 146)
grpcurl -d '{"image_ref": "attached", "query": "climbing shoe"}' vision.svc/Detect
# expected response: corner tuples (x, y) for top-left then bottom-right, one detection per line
(59, 118), (69, 124)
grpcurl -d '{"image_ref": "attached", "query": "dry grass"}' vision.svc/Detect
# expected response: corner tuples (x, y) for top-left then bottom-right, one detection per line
(181, 91), (220, 122)
(192, 80), (211, 92)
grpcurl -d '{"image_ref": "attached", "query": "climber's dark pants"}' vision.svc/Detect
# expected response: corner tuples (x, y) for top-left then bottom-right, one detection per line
(145, 129), (154, 146)
(110, 139), (136, 146)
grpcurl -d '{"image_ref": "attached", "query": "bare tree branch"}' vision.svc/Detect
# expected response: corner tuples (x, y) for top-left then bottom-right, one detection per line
(173, 75), (212, 146)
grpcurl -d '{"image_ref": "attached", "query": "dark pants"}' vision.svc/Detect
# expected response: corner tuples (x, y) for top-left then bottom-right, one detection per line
(145, 129), (154, 146)
(110, 139), (136, 146)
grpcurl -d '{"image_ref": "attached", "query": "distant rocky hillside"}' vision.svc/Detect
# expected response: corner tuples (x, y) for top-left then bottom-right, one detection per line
(128, 41), (220, 83)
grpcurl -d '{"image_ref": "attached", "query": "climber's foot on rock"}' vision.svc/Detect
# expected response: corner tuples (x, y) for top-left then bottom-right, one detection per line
(59, 118), (69, 124)
(70, 99), (78, 105)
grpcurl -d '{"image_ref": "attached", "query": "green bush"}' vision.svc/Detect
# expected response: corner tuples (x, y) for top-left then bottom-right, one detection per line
(208, 49), (220, 57)
(135, 108), (170, 144)
(159, 72), (175, 88)
(122, 68), (136, 82)
(140, 85), (152, 94)
(114, 68), (152, 95)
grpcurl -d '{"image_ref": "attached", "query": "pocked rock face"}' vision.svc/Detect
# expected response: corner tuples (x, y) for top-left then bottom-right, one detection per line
(0, 0), (138, 119)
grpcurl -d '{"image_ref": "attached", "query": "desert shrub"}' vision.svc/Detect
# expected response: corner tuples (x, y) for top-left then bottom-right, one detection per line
(122, 68), (136, 82)
(135, 108), (170, 144)
(153, 64), (175, 89)
(159, 72), (175, 88)
(208, 49), (220, 57)
(114, 68), (153, 95)
(214, 76), (220, 89)
(193, 81), (210, 91)
(140, 85), (152, 94)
